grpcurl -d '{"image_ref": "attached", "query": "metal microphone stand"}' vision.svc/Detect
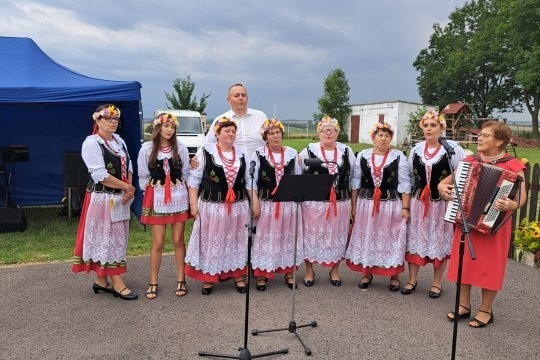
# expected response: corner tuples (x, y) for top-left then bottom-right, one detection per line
(440, 147), (476, 360)
(198, 161), (288, 360)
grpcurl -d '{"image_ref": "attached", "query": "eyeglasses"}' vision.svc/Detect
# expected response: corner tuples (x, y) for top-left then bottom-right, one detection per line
(320, 129), (337, 134)
(478, 133), (495, 138)
(101, 117), (119, 123)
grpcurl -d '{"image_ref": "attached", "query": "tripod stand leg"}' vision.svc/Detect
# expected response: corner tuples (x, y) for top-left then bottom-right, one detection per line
(251, 203), (317, 356)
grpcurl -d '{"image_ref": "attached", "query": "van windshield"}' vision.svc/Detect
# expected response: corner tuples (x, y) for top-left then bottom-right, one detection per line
(177, 117), (203, 134)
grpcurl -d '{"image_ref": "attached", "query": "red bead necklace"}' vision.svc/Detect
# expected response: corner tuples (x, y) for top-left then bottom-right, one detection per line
(423, 143), (441, 160)
(320, 145), (338, 173)
(371, 149), (390, 185)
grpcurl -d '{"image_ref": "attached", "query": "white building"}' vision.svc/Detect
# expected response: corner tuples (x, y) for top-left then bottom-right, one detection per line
(346, 100), (435, 147)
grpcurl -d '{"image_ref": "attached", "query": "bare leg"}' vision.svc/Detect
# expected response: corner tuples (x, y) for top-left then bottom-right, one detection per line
(95, 275), (110, 288)
(171, 221), (187, 296)
(469, 288), (497, 326)
(147, 224), (166, 298)
(110, 274), (131, 294)
(404, 262), (420, 290)
(304, 260), (314, 282)
(429, 260), (447, 296)
(330, 263), (340, 281)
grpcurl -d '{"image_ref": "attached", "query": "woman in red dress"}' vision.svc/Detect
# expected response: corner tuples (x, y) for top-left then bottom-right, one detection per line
(439, 121), (527, 328)
(137, 112), (191, 299)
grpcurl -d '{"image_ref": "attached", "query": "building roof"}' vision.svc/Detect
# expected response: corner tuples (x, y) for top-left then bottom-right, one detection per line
(442, 103), (471, 115)
(349, 100), (425, 107)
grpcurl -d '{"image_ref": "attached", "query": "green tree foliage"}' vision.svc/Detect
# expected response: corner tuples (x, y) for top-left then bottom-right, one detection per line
(164, 75), (210, 114)
(414, 0), (520, 118)
(414, 0), (540, 140)
(496, 0), (540, 140)
(405, 106), (428, 143)
(314, 68), (351, 141)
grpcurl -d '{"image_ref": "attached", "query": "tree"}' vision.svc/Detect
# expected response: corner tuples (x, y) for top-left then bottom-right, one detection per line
(314, 68), (351, 141)
(414, 0), (540, 140)
(164, 75), (210, 114)
(495, 0), (540, 140)
(413, 0), (520, 117)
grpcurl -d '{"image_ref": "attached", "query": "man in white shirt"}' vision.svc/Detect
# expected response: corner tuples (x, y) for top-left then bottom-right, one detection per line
(204, 83), (267, 155)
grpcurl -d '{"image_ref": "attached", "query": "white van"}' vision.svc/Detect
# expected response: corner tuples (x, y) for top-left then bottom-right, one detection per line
(153, 109), (206, 158)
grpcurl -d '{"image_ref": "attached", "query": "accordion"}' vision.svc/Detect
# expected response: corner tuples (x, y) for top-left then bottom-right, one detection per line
(443, 161), (520, 234)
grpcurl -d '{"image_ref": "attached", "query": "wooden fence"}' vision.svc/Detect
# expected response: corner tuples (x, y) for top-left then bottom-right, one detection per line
(509, 162), (540, 257)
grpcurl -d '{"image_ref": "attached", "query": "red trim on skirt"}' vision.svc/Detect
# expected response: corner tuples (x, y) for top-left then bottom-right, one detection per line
(345, 260), (403, 276)
(71, 192), (127, 276)
(405, 253), (448, 268)
(253, 266), (297, 279)
(141, 185), (191, 225)
(304, 259), (341, 268)
(185, 264), (248, 283)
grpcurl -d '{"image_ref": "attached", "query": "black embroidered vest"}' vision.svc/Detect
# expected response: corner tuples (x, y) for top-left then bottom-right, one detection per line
(411, 152), (450, 201)
(87, 142), (129, 194)
(149, 158), (183, 185)
(199, 148), (247, 202)
(358, 155), (400, 200)
(303, 147), (351, 200)
(256, 151), (296, 200)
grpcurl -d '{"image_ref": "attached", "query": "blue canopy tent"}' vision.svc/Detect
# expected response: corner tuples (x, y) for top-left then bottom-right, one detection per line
(0, 36), (143, 217)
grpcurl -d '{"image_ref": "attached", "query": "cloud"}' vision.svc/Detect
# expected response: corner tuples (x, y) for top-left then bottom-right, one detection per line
(0, 0), (468, 119)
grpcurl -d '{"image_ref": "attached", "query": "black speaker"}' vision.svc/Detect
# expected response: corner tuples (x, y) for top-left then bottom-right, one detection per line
(0, 208), (27, 233)
(64, 152), (90, 187)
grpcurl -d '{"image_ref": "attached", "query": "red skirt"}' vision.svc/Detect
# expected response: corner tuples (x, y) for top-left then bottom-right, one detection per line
(185, 265), (248, 283)
(253, 266), (297, 279)
(345, 260), (404, 276)
(72, 192), (127, 277)
(405, 253), (448, 268)
(141, 185), (190, 225)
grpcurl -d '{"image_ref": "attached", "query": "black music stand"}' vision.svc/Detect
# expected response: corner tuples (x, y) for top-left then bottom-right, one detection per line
(440, 149), (475, 360)
(198, 163), (289, 360)
(251, 174), (334, 356)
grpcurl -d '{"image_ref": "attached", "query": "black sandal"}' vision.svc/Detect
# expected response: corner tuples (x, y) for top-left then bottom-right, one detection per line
(175, 281), (188, 297)
(255, 277), (267, 291)
(359, 274), (373, 289)
(429, 285), (443, 298)
(468, 309), (494, 328)
(202, 282), (213, 295)
(145, 283), (158, 299)
(447, 304), (471, 321)
(389, 277), (401, 292)
(284, 273), (295, 289)
(234, 278), (247, 293)
(400, 282), (417, 295)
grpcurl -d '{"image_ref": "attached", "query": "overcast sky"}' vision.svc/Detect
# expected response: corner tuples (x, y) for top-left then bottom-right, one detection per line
(0, 0), (469, 120)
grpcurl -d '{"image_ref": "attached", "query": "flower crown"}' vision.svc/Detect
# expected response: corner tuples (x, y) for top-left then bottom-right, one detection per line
(213, 116), (236, 134)
(260, 118), (284, 137)
(92, 105), (120, 121)
(317, 115), (340, 133)
(420, 110), (446, 129)
(370, 122), (394, 138)
(153, 112), (179, 127)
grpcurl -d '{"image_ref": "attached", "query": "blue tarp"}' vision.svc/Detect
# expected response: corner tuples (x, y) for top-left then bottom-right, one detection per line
(0, 37), (143, 217)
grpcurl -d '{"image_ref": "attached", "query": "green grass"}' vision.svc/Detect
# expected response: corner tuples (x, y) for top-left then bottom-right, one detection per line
(0, 207), (193, 265)
(1, 140), (538, 266)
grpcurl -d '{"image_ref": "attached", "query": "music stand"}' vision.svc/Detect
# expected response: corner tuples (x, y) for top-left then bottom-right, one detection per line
(251, 174), (334, 356)
(198, 163), (289, 360)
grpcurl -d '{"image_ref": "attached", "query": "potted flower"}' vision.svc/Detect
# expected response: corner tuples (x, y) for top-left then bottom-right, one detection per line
(513, 219), (540, 268)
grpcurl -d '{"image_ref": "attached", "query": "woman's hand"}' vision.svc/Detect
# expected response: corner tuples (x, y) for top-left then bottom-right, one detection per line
(437, 182), (454, 201)
(402, 208), (410, 222)
(190, 202), (199, 218)
(190, 156), (199, 169)
(494, 197), (517, 212)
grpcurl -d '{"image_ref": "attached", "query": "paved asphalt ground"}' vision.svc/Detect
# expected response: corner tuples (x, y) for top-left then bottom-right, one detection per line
(0, 255), (538, 360)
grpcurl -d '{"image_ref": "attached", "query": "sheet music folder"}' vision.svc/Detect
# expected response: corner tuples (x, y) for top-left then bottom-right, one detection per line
(272, 174), (334, 203)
